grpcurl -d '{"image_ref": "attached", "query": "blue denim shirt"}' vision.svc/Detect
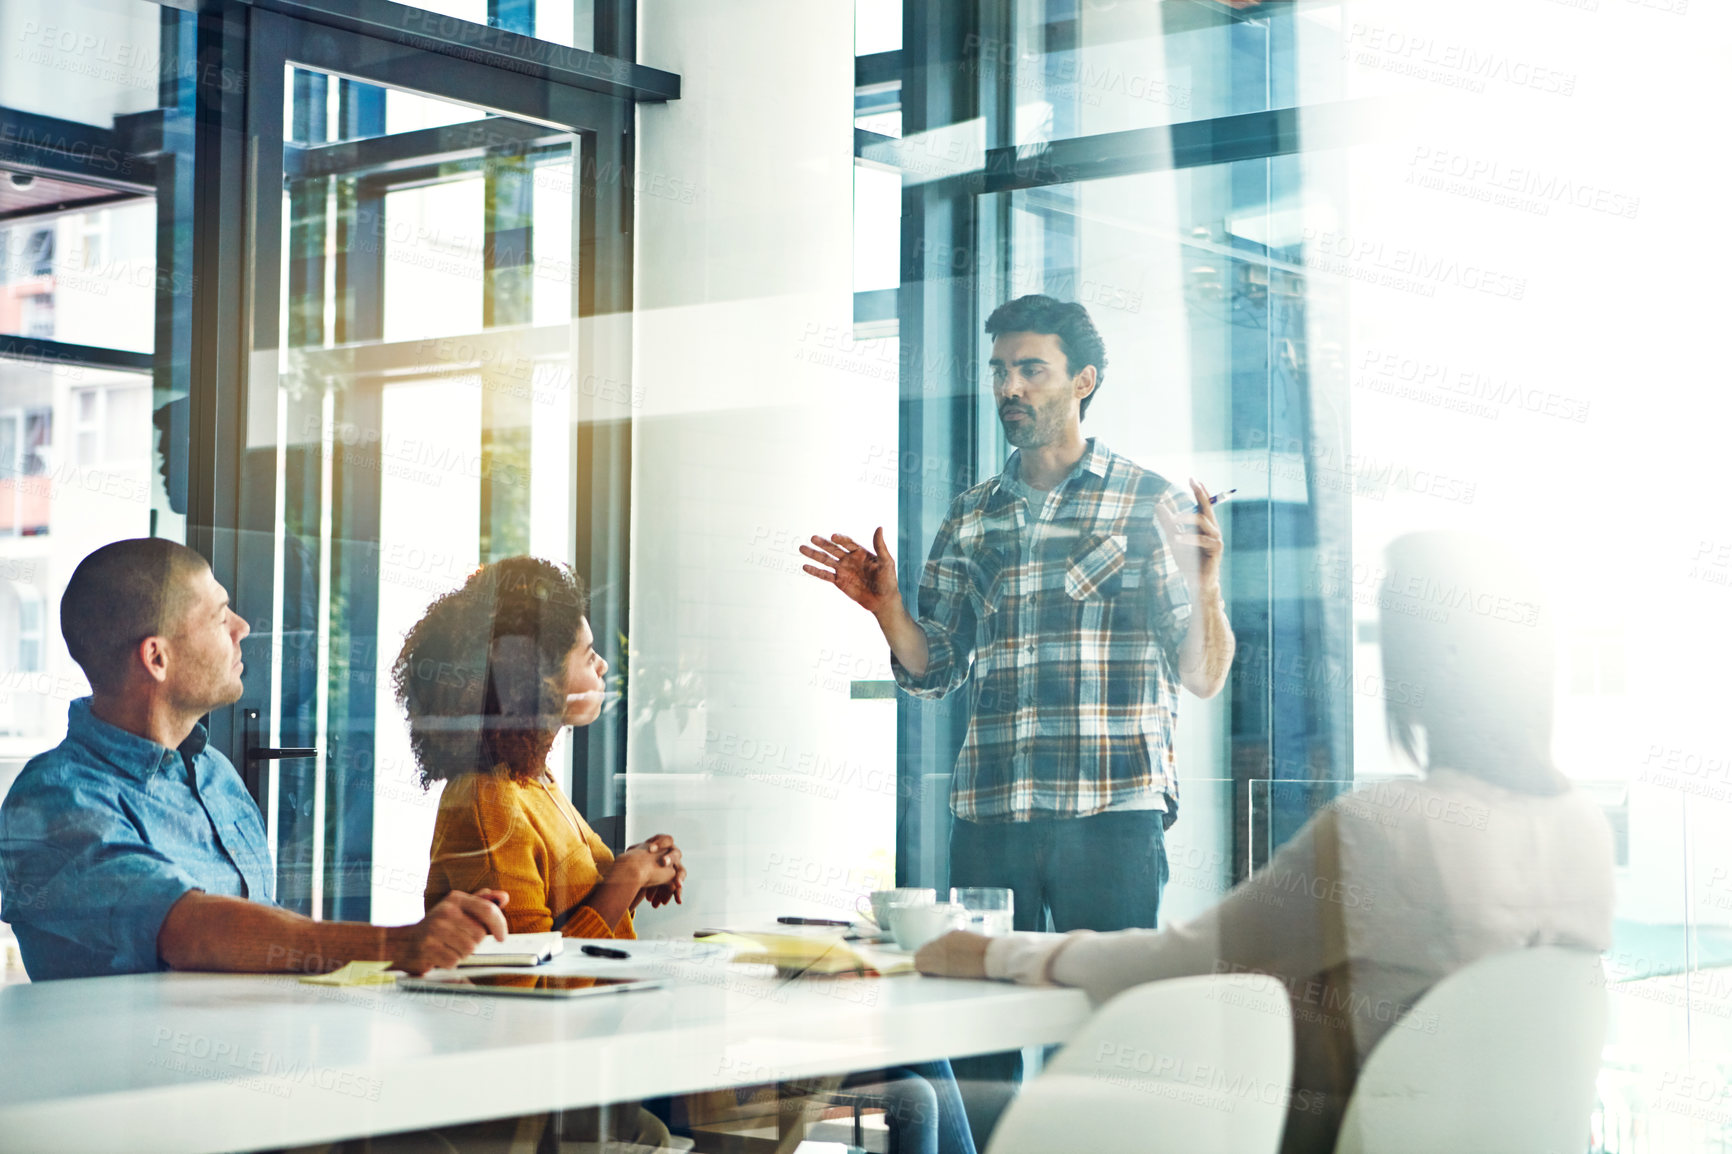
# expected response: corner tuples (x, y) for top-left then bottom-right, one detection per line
(0, 698), (275, 980)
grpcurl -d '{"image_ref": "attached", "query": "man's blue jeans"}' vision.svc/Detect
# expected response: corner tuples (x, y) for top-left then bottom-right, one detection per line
(946, 809), (1170, 1145)
(949, 809), (1170, 933)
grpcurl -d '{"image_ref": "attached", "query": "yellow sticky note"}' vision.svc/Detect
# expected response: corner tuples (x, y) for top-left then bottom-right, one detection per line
(300, 960), (397, 987)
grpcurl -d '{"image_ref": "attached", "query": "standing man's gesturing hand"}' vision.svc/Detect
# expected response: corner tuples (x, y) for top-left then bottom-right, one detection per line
(1154, 477), (1235, 699)
(1154, 477), (1226, 595)
(800, 528), (901, 613)
(801, 526), (933, 678)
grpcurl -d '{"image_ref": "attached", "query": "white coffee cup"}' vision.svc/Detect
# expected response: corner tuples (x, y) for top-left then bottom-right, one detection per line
(860, 887), (935, 928)
(886, 901), (966, 951)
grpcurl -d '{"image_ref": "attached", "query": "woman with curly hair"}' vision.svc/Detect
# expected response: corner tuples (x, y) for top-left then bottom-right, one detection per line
(395, 557), (976, 1154)
(396, 556), (684, 942)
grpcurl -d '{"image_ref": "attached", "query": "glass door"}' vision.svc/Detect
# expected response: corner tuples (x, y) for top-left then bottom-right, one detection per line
(231, 13), (634, 924)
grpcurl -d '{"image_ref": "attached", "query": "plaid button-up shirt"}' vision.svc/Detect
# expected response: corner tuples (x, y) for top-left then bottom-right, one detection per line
(893, 440), (1193, 823)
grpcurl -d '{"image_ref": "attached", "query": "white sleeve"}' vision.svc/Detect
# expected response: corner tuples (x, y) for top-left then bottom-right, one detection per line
(983, 932), (1084, 984)
(1040, 808), (1346, 1005)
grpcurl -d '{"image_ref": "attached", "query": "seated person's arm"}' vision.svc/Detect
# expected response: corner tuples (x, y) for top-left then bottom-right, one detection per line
(430, 784), (681, 937)
(919, 809), (1340, 1003)
(0, 774), (506, 978)
(159, 888), (509, 976)
(571, 835), (681, 934)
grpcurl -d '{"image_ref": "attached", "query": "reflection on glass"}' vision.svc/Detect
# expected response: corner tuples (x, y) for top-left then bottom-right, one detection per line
(0, 357), (159, 749)
(258, 66), (592, 924)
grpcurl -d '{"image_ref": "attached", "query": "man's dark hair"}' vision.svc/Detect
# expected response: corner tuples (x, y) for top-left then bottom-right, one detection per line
(62, 539), (211, 694)
(984, 294), (1109, 418)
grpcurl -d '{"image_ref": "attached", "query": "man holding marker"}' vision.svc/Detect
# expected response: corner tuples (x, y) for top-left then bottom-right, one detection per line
(801, 294), (1235, 936)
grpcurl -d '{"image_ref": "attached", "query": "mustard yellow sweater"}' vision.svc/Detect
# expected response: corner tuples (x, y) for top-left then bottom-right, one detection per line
(424, 770), (634, 940)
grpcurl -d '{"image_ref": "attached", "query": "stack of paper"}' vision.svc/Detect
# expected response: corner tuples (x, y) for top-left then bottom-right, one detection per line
(698, 932), (913, 977)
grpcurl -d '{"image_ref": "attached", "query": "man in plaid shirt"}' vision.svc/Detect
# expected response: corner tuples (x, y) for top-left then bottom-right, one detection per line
(803, 295), (1234, 934)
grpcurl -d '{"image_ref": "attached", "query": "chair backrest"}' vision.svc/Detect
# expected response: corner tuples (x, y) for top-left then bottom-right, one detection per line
(987, 972), (1294, 1154)
(1333, 947), (1607, 1154)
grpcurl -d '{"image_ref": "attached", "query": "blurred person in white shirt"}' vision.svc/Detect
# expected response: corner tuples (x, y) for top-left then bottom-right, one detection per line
(917, 531), (1615, 1154)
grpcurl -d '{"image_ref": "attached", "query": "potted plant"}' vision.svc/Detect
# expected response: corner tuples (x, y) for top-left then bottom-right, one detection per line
(612, 632), (707, 773)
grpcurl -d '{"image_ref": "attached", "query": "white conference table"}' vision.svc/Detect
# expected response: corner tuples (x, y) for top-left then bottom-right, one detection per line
(0, 940), (1091, 1154)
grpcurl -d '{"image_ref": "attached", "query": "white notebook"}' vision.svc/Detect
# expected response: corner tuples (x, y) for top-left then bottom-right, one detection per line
(456, 932), (564, 967)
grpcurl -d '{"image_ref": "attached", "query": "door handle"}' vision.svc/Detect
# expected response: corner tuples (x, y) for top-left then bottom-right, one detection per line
(240, 708), (318, 812)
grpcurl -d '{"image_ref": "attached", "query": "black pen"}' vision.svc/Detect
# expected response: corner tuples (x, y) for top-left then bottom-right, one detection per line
(580, 944), (630, 960)
(777, 916), (855, 928)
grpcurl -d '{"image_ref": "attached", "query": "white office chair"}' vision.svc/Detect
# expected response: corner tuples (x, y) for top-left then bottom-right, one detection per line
(986, 972), (1294, 1154)
(1333, 947), (1607, 1154)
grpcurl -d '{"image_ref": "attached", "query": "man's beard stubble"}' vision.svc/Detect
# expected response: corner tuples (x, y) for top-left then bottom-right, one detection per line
(1000, 401), (1055, 449)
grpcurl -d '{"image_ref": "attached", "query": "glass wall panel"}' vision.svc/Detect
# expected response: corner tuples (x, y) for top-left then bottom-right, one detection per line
(1316, 5), (1723, 1149)
(0, 0), (165, 126)
(0, 356), (157, 740)
(236, 42), (607, 925)
(0, 0), (188, 980)
(1004, 1), (1301, 143)
(335, 0), (596, 51)
(628, 1), (899, 938)
(0, 204), (156, 352)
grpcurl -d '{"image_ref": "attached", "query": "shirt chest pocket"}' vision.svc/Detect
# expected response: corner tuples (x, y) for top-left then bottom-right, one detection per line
(1065, 533), (1129, 600)
(226, 819), (275, 900)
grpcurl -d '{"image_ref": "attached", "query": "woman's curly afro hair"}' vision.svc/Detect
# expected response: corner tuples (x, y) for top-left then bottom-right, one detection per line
(393, 556), (589, 788)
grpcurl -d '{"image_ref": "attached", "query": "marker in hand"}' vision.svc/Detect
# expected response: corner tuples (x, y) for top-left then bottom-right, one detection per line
(1197, 488), (1236, 511)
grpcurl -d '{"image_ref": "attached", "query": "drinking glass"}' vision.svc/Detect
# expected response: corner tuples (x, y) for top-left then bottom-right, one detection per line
(950, 887), (1014, 936)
